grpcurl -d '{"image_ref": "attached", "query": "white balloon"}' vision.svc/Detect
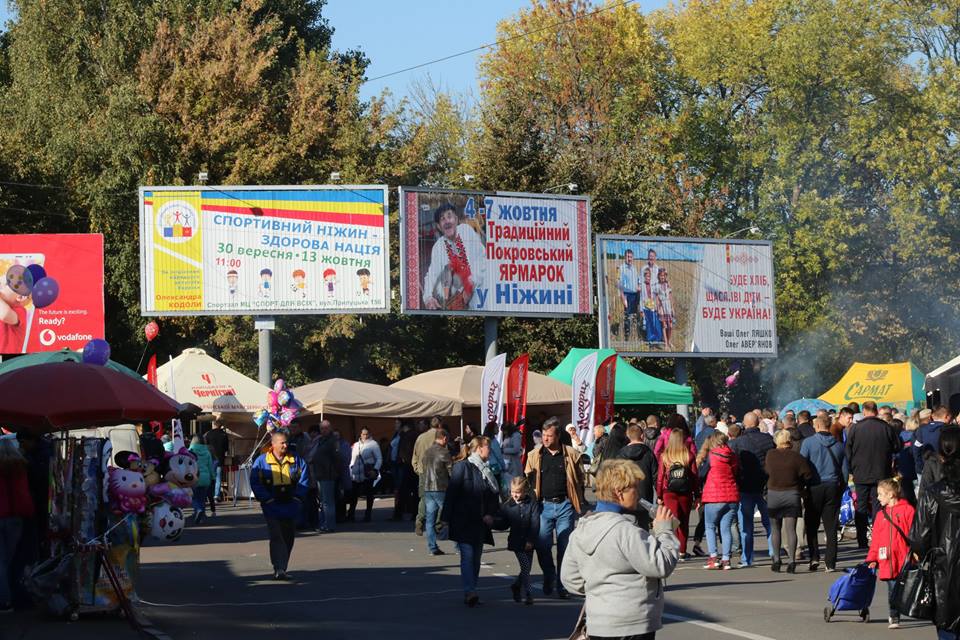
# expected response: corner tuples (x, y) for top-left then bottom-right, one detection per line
(149, 502), (185, 542)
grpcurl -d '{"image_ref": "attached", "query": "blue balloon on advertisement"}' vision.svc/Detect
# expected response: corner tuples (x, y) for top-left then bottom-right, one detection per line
(31, 276), (59, 308)
(25, 264), (47, 286)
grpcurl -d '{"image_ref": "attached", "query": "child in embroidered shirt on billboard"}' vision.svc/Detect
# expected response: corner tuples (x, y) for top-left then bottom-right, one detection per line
(656, 268), (675, 351)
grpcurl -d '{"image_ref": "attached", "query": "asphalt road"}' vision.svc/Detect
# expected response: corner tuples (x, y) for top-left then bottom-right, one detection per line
(9, 499), (937, 640)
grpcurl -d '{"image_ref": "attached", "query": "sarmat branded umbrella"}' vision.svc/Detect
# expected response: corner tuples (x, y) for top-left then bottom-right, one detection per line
(0, 361), (180, 433)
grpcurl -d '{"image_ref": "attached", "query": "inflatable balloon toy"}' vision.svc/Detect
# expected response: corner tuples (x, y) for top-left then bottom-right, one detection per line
(149, 448), (197, 508)
(107, 465), (147, 515)
(82, 338), (111, 366)
(273, 378), (286, 393)
(144, 320), (159, 342)
(31, 276), (59, 309)
(149, 502), (185, 542)
(724, 370), (741, 388)
(141, 457), (161, 491)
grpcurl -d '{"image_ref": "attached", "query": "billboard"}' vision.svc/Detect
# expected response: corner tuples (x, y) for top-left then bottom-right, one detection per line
(0, 234), (105, 354)
(596, 235), (777, 357)
(399, 188), (592, 317)
(139, 186), (390, 315)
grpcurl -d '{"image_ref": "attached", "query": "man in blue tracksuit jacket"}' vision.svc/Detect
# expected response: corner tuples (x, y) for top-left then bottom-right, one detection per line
(250, 430), (310, 580)
(800, 417), (850, 571)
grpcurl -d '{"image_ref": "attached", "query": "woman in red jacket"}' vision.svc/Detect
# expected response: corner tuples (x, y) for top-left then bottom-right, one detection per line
(657, 428), (699, 559)
(867, 478), (915, 630)
(0, 437), (35, 612)
(697, 431), (740, 570)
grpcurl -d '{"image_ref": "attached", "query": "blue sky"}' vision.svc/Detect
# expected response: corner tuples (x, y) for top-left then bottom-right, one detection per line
(325, 0), (670, 103)
(0, 1), (670, 102)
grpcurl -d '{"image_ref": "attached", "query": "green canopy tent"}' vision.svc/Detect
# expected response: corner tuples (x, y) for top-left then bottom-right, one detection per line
(0, 348), (143, 381)
(548, 348), (694, 405)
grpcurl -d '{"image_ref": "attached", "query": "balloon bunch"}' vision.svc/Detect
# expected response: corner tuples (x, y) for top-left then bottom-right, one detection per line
(254, 378), (302, 431)
(4, 263), (59, 308)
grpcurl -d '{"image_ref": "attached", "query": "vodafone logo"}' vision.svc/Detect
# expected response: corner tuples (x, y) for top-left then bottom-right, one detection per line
(39, 329), (57, 346)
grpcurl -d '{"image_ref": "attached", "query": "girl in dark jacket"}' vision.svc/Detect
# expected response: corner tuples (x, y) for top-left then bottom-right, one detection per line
(495, 476), (542, 605)
(910, 426), (960, 639)
(441, 436), (500, 607)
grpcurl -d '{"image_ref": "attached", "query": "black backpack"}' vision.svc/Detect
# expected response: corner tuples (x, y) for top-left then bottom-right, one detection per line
(667, 462), (692, 494)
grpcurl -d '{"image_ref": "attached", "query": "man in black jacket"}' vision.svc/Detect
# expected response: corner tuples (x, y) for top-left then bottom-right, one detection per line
(796, 411), (816, 439)
(729, 412), (775, 566)
(845, 401), (902, 548)
(616, 424), (658, 529)
(308, 420), (340, 533)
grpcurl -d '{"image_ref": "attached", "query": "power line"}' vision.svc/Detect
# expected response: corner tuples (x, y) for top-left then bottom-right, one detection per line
(362, 0), (639, 85)
(0, 180), (137, 197)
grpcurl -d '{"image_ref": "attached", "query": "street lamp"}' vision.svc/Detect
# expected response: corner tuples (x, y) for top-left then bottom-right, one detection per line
(640, 221), (671, 235)
(724, 226), (760, 238)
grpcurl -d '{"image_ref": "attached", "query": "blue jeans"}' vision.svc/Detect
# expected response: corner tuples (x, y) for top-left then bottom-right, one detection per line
(937, 630), (958, 640)
(704, 502), (737, 560)
(738, 492), (773, 565)
(319, 480), (336, 532)
(457, 542), (483, 594)
(537, 499), (576, 590)
(192, 485), (208, 517)
(213, 461), (222, 500)
(424, 491), (445, 552)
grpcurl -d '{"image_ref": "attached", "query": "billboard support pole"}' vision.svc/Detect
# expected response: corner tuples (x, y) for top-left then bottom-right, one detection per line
(675, 358), (690, 420)
(484, 317), (498, 363)
(256, 317), (275, 387)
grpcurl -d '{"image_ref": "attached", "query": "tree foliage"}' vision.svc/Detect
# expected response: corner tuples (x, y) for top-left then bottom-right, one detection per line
(0, 0), (958, 410)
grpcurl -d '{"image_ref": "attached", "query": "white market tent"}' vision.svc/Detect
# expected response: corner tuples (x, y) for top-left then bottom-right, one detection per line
(155, 348), (270, 415)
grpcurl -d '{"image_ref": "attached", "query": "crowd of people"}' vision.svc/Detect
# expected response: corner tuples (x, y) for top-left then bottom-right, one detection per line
(236, 401), (960, 639)
(2, 398), (958, 640)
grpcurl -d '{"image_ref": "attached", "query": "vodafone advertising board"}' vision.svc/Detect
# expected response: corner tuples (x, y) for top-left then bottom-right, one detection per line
(0, 234), (105, 353)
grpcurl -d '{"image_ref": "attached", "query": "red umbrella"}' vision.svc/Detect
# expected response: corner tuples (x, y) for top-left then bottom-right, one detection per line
(0, 361), (181, 433)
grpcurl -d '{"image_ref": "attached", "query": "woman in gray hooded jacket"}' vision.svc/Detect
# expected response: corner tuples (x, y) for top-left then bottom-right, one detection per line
(562, 459), (679, 640)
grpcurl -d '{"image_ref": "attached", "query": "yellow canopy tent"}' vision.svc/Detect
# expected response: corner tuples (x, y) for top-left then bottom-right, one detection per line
(819, 362), (926, 411)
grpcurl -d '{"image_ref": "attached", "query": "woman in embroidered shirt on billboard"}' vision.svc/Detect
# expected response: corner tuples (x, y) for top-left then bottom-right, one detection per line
(423, 203), (486, 311)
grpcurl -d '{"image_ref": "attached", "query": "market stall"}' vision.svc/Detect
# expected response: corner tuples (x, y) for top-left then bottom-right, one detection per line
(294, 378), (462, 441)
(819, 361), (926, 412)
(390, 364), (572, 425)
(548, 348), (694, 405)
(0, 361), (182, 628)
(154, 348), (272, 499)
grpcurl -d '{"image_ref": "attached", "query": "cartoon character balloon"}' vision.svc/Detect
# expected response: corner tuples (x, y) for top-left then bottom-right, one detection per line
(107, 466), (147, 514)
(148, 448), (197, 508)
(149, 502), (185, 542)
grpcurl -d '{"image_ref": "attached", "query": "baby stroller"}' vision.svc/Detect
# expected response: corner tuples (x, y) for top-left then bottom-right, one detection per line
(824, 563), (875, 623)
